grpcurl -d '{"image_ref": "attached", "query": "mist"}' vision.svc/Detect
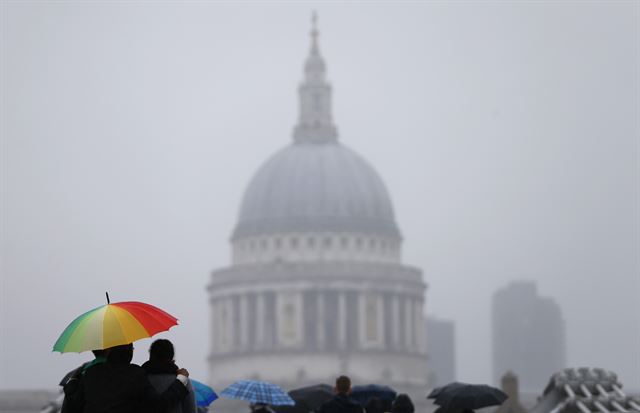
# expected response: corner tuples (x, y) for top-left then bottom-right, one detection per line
(1, 1), (638, 394)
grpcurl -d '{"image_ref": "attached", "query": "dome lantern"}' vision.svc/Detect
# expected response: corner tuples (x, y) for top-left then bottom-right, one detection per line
(294, 12), (338, 144)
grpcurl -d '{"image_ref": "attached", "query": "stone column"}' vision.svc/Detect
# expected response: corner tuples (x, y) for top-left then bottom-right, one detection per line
(316, 291), (325, 350)
(210, 298), (217, 354)
(256, 293), (265, 349)
(377, 294), (385, 350)
(338, 291), (346, 349)
(392, 294), (400, 349)
(404, 297), (413, 351)
(239, 294), (249, 350)
(414, 300), (423, 352)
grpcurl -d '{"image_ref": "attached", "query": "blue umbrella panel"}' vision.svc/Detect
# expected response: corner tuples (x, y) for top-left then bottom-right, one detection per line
(192, 379), (218, 407)
(221, 380), (295, 406)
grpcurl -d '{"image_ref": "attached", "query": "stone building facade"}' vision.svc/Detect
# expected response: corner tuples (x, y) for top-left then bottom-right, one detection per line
(208, 16), (428, 396)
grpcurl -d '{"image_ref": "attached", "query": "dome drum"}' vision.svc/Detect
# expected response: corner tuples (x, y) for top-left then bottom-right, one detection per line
(232, 232), (401, 265)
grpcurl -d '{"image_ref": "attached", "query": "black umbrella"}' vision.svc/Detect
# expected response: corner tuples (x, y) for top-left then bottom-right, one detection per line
(427, 382), (507, 411)
(273, 384), (334, 413)
(351, 384), (397, 405)
(290, 384), (334, 411)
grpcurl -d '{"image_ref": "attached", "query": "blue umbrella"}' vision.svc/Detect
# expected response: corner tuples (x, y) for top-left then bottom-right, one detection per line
(221, 380), (295, 406)
(192, 379), (218, 407)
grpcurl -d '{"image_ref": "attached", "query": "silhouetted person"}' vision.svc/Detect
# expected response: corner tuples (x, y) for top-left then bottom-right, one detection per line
(60, 350), (110, 413)
(317, 376), (363, 413)
(365, 397), (384, 413)
(63, 343), (189, 413)
(61, 350), (109, 386)
(390, 394), (414, 413)
(142, 339), (196, 413)
(250, 403), (276, 413)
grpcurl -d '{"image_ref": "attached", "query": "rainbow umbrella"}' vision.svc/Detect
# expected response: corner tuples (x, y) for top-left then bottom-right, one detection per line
(53, 294), (178, 353)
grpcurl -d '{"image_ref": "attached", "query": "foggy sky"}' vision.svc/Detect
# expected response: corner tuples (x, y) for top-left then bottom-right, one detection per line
(1, 1), (639, 391)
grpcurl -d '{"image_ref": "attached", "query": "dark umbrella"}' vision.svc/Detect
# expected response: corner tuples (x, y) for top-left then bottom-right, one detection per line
(427, 382), (507, 411)
(290, 384), (334, 411)
(272, 384), (334, 413)
(351, 384), (397, 406)
(427, 383), (466, 400)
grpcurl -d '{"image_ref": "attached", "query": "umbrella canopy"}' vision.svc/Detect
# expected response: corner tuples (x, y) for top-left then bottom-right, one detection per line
(427, 382), (466, 400)
(428, 382), (507, 411)
(192, 379), (218, 407)
(289, 384), (334, 411)
(220, 380), (295, 406)
(53, 301), (178, 353)
(351, 384), (397, 405)
(273, 384), (334, 413)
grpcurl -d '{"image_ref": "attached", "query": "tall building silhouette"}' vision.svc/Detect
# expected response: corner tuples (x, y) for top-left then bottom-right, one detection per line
(426, 317), (456, 387)
(208, 14), (428, 398)
(492, 281), (566, 392)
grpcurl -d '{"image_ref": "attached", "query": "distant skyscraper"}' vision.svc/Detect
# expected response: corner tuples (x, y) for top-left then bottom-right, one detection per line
(426, 317), (456, 387)
(492, 281), (566, 392)
(208, 14), (428, 403)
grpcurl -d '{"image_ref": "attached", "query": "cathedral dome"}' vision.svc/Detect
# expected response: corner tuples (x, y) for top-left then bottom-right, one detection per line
(232, 14), (399, 241)
(232, 140), (400, 239)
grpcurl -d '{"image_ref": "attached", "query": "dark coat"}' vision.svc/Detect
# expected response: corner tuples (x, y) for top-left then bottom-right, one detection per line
(63, 362), (187, 413)
(318, 395), (363, 413)
(142, 360), (196, 413)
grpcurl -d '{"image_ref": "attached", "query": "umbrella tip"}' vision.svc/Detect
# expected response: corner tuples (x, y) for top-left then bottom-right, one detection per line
(106, 292), (110, 304)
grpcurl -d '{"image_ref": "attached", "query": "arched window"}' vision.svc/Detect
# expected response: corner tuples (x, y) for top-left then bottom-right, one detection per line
(282, 302), (297, 341)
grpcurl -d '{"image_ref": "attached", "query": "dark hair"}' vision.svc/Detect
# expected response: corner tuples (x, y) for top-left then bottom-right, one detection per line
(335, 376), (351, 394)
(107, 344), (133, 365)
(365, 397), (384, 413)
(91, 349), (107, 358)
(391, 394), (414, 413)
(149, 339), (174, 361)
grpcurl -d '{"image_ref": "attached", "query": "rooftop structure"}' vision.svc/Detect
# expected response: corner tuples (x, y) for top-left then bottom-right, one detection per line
(531, 368), (640, 413)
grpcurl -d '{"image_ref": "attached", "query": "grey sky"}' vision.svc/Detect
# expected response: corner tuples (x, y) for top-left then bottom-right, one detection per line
(1, 1), (638, 391)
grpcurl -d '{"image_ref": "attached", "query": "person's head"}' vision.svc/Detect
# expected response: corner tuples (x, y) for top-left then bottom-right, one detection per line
(91, 349), (107, 359)
(335, 376), (351, 395)
(365, 397), (384, 413)
(391, 394), (414, 413)
(250, 403), (268, 413)
(106, 343), (134, 365)
(149, 339), (175, 362)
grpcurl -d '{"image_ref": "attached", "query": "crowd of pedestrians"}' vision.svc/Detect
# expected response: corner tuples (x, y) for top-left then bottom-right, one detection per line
(55, 340), (419, 413)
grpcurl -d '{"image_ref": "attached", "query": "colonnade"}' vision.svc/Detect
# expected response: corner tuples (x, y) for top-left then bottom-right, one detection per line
(210, 286), (426, 356)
